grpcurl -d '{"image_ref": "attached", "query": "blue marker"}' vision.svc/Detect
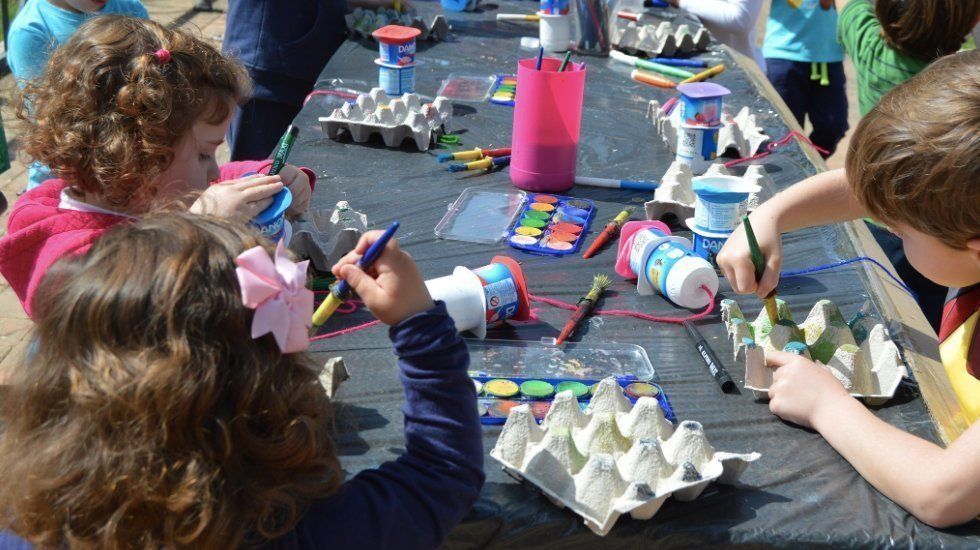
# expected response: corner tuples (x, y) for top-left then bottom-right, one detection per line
(312, 221), (400, 325)
(574, 176), (659, 192)
(653, 57), (708, 68)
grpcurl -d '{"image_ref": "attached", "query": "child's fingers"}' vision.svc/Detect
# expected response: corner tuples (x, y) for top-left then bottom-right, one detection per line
(757, 255), (782, 298)
(338, 264), (382, 303)
(765, 350), (796, 369)
(353, 231), (401, 256)
(331, 249), (363, 278)
(240, 181), (284, 204)
(730, 258), (758, 295)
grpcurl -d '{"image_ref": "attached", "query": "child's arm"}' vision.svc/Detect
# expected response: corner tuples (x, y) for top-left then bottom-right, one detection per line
(768, 351), (980, 527)
(667, 0), (763, 34)
(286, 233), (483, 548)
(717, 168), (868, 297)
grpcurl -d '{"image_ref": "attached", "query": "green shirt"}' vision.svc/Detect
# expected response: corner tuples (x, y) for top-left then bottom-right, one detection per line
(837, 0), (928, 116)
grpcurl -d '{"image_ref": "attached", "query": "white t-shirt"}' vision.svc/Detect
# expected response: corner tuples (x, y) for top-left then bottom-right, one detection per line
(678, 0), (766, 72)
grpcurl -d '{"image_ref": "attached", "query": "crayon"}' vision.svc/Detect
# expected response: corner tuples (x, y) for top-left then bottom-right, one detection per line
(680, 64), (726, 84)
(630, 69), (677, 88)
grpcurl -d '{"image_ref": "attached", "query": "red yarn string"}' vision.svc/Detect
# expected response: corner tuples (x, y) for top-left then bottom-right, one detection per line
(307, 286), (717, 342)
(723, 130), (829, 168)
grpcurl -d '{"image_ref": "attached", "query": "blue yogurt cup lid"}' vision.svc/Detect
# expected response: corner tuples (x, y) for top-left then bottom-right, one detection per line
(254, 187), (293, 227)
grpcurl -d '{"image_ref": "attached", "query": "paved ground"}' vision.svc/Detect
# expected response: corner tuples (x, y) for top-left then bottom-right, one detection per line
(0, 1), (860, 381)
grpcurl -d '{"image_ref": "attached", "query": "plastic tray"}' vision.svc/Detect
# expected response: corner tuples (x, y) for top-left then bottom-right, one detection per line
(467, 338), (657, 380)
(475, 376), (675, 425)
(489, 74), (518, 106)
(437, 74), (497, 103)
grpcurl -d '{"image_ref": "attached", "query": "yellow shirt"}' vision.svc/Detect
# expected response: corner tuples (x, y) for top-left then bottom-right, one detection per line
(939, 286), (980, 424)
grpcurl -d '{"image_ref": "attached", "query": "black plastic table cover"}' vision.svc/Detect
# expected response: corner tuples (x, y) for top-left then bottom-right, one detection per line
(284, 3), (980, 546)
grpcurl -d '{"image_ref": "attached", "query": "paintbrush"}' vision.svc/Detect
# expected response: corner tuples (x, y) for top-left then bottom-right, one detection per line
(558, 51), (573, 72)
(555, 274), (611, 345)
(447, 155), (511, 173)
(536, 46), (544, 70)
(437, 147), (511, 163)
(741, 215), (779, 325)
(583, 208), (633, 259)
(312, 221), (400, 326)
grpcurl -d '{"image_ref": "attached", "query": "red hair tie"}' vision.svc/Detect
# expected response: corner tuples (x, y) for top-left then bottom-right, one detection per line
(153, 48), (171, 64)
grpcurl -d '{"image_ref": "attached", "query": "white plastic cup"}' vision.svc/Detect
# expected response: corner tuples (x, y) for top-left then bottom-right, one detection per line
(425, 266), (488, 338)
(539, 13), (571, 53)
(675, 123), (719, 175)
(691, 175), (760, 233)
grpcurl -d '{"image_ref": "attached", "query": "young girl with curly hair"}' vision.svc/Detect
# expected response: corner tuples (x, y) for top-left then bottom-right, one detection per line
(0, 15), (316, 317)
(0, 213), (484, 548)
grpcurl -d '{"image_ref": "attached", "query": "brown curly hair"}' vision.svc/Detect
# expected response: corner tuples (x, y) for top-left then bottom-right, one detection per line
(0, 213), (341, 548)
(16, 15), (250, 211)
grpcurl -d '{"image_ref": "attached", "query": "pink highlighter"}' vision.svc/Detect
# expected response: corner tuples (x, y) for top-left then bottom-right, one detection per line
(509, 56), (586, 193)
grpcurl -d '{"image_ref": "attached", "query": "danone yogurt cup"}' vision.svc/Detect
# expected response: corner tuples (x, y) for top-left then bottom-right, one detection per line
(676, 123), (719, 174)
(252, 188), (293, 242)
(686, 218), (731, 267)
(375, 59), (416, 95)
(691, 175), (760, 233)
(677, 82), (730, 127)
(371, 25), (421, 66)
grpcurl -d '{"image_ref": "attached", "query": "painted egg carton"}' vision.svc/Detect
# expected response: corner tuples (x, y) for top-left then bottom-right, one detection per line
(611, 19), (710, 58)
(721, 299), (908, 404)
(345, 7), (451, 41)
(647, 100), (770, 159)
(289, 201), (367, 273)
(490, 377), (759, 536)
(318, 88), (453, 151)
(644, 161), (769, 222)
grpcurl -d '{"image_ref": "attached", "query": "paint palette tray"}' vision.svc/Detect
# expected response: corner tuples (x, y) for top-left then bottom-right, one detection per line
(475, 376), (674, 425)
(435, 188), (595, 256)
(437, 74), (497, 103)
(489, 74), (518, 106)
(490, 377), (759, 536)
(319, 88), (453, 151)
(721, 298), (908, 404)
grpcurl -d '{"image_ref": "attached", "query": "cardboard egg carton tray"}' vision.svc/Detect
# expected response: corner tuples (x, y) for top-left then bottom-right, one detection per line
(318, 88), (453, 151)
(644, 161), (769, 223)
(490, 378), (758, 536)
(647, 100), (770, 160)
(288, 201), (367, 273)
(611, 19), (710, 58)
(345, 7), (451, 41)
(721, 299), (908, 404)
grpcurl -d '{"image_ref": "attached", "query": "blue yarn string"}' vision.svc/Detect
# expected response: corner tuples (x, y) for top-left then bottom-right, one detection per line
(779, 256), (918, 302)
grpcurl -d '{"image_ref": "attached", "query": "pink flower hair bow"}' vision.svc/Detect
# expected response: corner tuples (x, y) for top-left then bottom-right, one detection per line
(235, 240), (314, 353)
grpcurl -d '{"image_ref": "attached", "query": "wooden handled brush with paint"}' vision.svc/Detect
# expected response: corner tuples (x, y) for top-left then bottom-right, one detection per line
(555, 274), (611, 345)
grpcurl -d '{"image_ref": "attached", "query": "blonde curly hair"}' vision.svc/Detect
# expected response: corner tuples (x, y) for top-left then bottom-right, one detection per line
(0, 213), (342, 548)
(17, 15), (250, 211)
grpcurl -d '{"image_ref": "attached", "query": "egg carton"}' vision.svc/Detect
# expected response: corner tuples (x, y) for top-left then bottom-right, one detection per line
(644, 161), (769, 223)
(490, 377), (759, 536)
(647, 100), (770, 159)
(721, 299), (908, 404)
(289, 201), (367, 273)
(345, 7), (451, 41)
(319, 357), (350, 399)
(318, 88), (453, 151)
(611, 19), (710, 58)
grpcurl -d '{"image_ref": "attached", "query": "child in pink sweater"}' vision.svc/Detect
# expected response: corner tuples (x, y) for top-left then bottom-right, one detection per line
(0, 15), (315, 317)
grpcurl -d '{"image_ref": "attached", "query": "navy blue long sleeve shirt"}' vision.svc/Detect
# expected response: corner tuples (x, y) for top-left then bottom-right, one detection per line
(0, 302), (484, 549)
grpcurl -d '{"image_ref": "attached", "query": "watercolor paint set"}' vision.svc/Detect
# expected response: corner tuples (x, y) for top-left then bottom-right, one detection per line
(473, 375), (675, 425)
(436, 74), (497, 103)
(489, 74), (518, 106)
(435, 188), (595, 256)
(507, 193), (596, 255)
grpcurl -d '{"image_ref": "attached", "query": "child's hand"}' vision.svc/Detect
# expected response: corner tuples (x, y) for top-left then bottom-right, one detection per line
(189, 174), (283, 219)
(277, 164), (312, 218)
(767, 350), (851, 429)
(331, 231), (434, 325)
(716, 213), (783, 298)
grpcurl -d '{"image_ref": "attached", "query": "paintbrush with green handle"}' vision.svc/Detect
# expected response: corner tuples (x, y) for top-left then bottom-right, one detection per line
(741, 215), (779, 324)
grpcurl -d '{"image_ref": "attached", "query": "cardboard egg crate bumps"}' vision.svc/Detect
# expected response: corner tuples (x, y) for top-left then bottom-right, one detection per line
(490, 378), (758, 536)
(611, 19), (710, 58)
(647, 99), (770, 159)
(345, 7), (451, 41)
(318, 88), (453, 151)
(721, 299), (908, 404)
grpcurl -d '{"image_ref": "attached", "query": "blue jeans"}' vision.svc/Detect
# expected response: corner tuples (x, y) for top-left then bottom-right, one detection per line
(228, 98), (304, 162)
(765, 58), (849, 157)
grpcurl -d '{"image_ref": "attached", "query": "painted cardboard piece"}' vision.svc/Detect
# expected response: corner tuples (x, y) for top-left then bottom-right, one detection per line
(491, 377), (758, 536)
(319, 357), (350, 399)
(647, 100), (770, 159)
(289, 201), (368, 273)
(611, 19), (710, 58)
(319, 88), (453, 151)
(346, 7), (451, 41)
(644, 162), (769, 223)
(721, 299), (908, 404)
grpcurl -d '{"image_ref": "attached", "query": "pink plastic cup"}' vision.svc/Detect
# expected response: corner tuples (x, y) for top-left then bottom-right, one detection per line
(509, 57), (586, 193)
